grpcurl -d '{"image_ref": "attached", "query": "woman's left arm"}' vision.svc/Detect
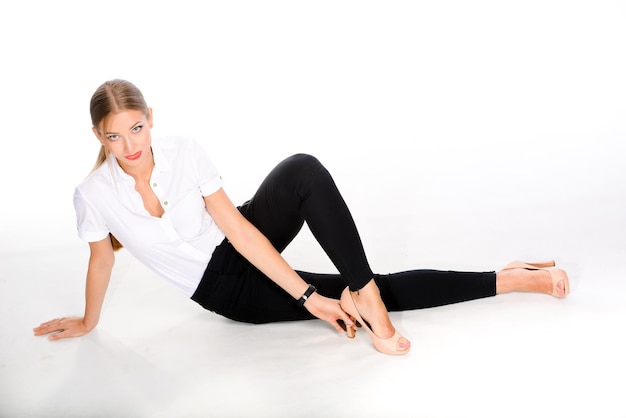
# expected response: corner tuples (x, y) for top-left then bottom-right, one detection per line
(204, 188), (354, 333)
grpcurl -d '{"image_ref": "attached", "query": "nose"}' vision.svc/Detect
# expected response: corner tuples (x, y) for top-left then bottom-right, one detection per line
(122, 136), (133, 153)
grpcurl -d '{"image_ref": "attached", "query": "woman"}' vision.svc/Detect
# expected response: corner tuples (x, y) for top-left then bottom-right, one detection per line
(33, 79), (569, 355)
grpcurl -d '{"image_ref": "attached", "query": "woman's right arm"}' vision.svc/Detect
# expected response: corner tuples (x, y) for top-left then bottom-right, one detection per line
(33, 237), (115, 341)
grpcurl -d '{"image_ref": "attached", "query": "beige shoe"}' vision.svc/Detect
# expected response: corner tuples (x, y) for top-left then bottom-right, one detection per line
(339, 288), (410, 355)
(501, 260), (569, 297)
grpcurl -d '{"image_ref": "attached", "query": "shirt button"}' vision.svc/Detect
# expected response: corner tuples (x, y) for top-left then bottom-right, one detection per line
(152, 182), (157, 187)
(164, 201), (169, 206)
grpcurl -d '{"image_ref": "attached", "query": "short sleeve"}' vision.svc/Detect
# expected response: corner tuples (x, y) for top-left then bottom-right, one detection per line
(73, 188), (110, 242)
(190, 139), (223, 196)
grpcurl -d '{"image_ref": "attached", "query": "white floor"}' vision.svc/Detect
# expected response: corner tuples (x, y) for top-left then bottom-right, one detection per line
(2, 212), (626, 418)
(2, 1), (626, 417)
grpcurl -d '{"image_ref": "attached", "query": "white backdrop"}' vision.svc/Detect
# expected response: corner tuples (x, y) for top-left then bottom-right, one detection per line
(1, 0), (624, 282)
(2, 2), (626, 418)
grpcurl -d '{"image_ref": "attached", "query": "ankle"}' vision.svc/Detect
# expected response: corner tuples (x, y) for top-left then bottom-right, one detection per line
(350, 281), (395, 337)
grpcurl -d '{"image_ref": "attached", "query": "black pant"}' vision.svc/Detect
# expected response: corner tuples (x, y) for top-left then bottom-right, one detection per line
(192, 154), (496, 324)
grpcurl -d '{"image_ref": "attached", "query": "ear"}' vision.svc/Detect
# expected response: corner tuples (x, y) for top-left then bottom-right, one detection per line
(147, 107), (154, 128)
(92, 126), (106, 146)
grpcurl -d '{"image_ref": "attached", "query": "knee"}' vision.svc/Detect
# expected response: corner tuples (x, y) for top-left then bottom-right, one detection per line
(288, 153), (323, 169)
(283, 153), (328, 175)
(273, 153), (331, 188)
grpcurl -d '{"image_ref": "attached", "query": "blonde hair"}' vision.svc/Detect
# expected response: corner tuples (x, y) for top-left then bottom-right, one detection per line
(89, 79), (150, 251)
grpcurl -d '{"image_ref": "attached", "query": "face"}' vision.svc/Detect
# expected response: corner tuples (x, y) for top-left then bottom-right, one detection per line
(93, 109), (154, 172)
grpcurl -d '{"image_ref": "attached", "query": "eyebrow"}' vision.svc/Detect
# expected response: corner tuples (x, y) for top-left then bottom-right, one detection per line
(105, 121), (144, 135)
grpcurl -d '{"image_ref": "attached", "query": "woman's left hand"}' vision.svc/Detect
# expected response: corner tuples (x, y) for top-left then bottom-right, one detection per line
(303, 292), (356, 335)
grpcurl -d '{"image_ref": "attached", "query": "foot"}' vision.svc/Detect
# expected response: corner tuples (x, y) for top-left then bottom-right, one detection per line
(497, 264), (568, 297)
(349, 280), (410, 352)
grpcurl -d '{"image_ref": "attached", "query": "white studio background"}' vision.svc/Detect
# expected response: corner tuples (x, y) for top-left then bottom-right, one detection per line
(1, 0), (625, 275)
(2, 3), (626, 418)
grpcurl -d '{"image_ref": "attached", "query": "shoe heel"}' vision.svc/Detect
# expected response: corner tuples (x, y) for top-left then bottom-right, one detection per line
(527, 260), (556, 268)
(503, 260), (555, 270)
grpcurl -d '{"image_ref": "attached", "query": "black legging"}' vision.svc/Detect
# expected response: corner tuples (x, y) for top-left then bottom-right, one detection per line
(191, 154), (496, 324)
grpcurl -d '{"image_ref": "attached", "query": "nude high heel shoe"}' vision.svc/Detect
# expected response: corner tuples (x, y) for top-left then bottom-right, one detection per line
(339, 288), (410, 355)
(502, 260), (570, 297)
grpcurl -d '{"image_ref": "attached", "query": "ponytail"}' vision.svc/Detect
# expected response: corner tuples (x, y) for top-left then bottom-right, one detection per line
(109, 233), (123, 251)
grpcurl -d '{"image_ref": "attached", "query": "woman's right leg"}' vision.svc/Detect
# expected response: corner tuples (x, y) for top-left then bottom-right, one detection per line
(237, 154), (402, 342)
(236, 154), (491, 349)
(194, 153), (375, 324)
(239, 153), (375, 290)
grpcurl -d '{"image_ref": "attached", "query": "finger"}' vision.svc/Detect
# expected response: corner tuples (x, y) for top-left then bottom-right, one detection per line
(34, 322), (60, 335)
(33, 327), (50, 336)
(330, 318), (345, 333)
(35, 319), (58, 330)
(49, 331), (66, 341)
(338, 308), (353, 327)
(48, 324), (71, 340)
(35, 326), (61, 337)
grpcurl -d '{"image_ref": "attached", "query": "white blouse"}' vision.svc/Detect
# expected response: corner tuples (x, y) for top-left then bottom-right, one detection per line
(73, 136), (226, 296)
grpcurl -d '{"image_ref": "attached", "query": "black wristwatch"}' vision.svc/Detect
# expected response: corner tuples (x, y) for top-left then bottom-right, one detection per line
(297, 284), (317, 307)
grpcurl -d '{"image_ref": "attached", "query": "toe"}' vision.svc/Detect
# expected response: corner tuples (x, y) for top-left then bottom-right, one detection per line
(556, 280), (566, 297)
(397, 336), (411, 352)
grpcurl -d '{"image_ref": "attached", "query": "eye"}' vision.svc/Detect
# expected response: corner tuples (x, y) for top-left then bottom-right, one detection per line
(107, 134), (120, 141)
(131, 125), (143, 133)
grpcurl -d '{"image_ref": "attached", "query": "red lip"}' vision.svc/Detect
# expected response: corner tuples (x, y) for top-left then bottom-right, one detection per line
(126, 151), (142, 160)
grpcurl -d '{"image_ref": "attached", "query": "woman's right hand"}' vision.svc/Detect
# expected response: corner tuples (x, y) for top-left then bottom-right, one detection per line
(33, 317), (93, 341)
(303, 292), (356, 335)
